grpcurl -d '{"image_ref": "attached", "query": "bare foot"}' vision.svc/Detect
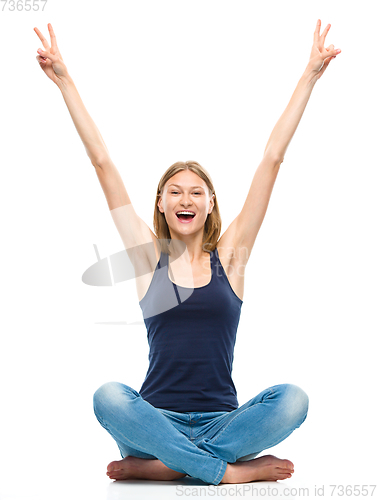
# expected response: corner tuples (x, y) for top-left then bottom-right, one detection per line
(106, 456), (187, 481)
(220, 455), (294, 484)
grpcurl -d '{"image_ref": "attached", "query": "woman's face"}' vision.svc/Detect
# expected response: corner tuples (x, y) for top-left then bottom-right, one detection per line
(158, 170), (214, 238)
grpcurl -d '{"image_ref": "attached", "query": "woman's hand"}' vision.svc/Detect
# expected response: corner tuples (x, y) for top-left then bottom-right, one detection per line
(34, 23), (69, 86)
(307, 19), (341, 81)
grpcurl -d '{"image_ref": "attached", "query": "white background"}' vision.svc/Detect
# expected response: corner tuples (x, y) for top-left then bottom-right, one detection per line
(1, 1), (377, 499)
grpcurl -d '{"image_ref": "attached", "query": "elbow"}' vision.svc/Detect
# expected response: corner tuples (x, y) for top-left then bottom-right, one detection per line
(91, 159), (103, 170)
(275, 156), (284, 166)
(264, 147), (284, 166)
(265, 152), (284, 167)
(91, 154), (111, 170)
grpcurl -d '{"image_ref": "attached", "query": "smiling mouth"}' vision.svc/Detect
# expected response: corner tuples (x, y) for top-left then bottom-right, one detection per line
(176, 213), (196, 223)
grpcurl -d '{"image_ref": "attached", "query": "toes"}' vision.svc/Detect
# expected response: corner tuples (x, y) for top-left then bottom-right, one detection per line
(284, 459), (294, 470)
(277, 472), (292, 480)
(107, 467), (121, 476)
(277, 466), (294, 475)
(279, 459), (294, 472)
(107, 461), (121, 473)
(107, 470), (122, 480)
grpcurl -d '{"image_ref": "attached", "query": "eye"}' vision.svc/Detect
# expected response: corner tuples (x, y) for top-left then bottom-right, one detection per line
(170, 190), (202, 195)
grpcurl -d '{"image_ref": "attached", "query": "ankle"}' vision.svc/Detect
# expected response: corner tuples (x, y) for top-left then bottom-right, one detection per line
(220, 463), (235, 484)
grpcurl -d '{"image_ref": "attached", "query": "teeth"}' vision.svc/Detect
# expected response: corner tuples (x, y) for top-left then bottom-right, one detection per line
(177, 211), (195, 215)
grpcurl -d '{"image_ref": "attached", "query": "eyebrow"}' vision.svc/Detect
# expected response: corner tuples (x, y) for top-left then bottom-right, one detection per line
(167, 184), (205, 189)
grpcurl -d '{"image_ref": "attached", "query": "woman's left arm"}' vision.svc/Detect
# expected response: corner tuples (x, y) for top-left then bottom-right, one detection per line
(219, 20), (341, 262)
(265, 19), (341, 160)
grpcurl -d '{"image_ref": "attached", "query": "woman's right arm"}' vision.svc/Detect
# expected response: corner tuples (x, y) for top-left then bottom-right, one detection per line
(34, 24), (158, 259)
(56, 75), (111, 167)
(56, 76), (136, 209)
(35, 24), (133, 209)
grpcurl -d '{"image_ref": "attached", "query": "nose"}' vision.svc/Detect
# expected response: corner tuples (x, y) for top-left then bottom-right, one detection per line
(180, 196), (193, 208)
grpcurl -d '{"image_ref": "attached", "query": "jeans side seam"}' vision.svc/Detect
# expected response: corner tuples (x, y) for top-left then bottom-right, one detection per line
(212, 459), (227, 485)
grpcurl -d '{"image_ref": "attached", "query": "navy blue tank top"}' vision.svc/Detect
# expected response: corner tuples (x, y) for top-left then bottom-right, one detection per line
(138, 247), (243, 412)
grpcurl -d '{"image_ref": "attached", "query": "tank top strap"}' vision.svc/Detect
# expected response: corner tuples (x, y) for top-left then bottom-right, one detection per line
(213, 247), (218, 263)
(211, 248), (216, 275)
(158, 249), (168, 269)
(213, 247), (219, 271)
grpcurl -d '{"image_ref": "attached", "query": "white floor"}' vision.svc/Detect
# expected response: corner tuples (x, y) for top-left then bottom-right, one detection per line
(2, 469), (371, 500)
(105, 477), (296, 499)
(0, 476), (312, 500)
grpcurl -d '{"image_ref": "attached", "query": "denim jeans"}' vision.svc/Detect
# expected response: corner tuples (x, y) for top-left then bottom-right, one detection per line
(93, 382), (309, 485)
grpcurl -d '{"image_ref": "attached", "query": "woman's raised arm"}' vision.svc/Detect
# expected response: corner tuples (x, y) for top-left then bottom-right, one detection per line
(34, 23), (138, 214)
(218, 20), (342, 265)
(264, 19), (341, 161)
(34, 23), (111, 166)
(34, 23), (159, 265)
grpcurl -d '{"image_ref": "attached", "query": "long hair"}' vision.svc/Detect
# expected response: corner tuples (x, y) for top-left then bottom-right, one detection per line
(153, 161), (221, 255)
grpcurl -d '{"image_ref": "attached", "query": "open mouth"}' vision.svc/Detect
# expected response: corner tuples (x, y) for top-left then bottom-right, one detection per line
(176, 212), (196, 223)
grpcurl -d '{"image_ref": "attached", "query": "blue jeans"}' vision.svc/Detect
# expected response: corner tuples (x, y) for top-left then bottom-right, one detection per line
(93, 382), (309, 486)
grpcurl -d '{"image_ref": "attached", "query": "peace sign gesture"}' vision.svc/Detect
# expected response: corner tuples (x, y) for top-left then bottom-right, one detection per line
(308, 19), (341, 81)
(34, 23), (69, 86)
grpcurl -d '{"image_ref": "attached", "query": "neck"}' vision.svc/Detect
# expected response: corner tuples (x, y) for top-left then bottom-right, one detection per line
(168, 234), (208, 264)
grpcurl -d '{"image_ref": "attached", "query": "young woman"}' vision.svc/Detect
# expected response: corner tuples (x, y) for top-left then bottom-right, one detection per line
(35, 20), (341, 486)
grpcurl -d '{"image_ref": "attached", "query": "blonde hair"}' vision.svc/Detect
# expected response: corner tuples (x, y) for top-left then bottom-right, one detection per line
(153, 161), (221, 255)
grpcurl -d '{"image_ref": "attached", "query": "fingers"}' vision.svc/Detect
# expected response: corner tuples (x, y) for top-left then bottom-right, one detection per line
(35, 54), (48, 67)
(33, 26), (50, 50)
(37, 47), (58, 63)
(324, 44), (341, 59)
(314, 19), (331, 44)
(320, 22), (331, 43)
(47, 23), (58, 51)
(34, 23), (59, 52)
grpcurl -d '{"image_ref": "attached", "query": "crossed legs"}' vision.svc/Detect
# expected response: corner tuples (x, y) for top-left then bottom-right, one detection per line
(93, 382), (309, 485)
